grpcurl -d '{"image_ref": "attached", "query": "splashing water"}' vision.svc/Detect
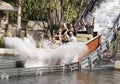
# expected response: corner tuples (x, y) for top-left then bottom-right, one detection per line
(86, 0), (120, 42)
(4, 0), (120, 68)
(5, 37), (88, 68)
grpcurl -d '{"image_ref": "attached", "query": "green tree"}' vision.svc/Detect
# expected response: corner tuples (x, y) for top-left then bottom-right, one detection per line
(4, 0), (89, 36)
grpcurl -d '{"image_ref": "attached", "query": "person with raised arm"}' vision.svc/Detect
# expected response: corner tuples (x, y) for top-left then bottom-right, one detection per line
(81, 15), (95, 35)
(63, 23), (77, 37)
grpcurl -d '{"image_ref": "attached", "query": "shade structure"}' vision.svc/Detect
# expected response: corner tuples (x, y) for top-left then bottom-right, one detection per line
(0, 1), (18, 11)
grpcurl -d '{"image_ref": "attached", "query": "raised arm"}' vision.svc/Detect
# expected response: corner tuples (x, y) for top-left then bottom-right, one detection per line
(92, 17), (95, 26)
(64, 23), (69, 31)
(81, 15), (86, 25)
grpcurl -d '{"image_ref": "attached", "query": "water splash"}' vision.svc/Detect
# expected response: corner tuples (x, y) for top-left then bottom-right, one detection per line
(86, 0), (120, 41)
(5, 37), (88, 68)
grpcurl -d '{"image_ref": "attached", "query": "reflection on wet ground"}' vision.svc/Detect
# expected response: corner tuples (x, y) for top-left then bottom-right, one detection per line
(1, 69), (120, 84)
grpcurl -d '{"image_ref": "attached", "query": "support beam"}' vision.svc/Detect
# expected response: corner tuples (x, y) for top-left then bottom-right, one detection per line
(115, 61), (120, 70)
(16, 0), (22, 37)
(6, 11), (9, 24)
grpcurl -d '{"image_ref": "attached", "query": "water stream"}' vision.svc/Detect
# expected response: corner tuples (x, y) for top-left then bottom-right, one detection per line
(86, 0), (120, 42)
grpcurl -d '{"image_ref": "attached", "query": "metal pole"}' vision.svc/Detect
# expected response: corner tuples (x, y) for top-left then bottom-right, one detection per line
(16, 0), (22, 37)
(4, 11), (9, 37)
(6, 11), (9, 24)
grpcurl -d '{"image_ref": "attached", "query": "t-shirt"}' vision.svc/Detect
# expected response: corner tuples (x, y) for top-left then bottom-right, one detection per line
(85, 25), (94, 34)
(70, 36), (77, 42)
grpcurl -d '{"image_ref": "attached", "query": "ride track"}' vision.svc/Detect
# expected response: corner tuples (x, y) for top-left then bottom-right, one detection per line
(0, 0), (120, 80)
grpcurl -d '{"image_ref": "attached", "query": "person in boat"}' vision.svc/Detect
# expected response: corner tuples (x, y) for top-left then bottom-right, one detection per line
(69, 31), (77, 42)
(81, 15), (95, 35)
(61, 23), (70, 35)
(62, 33), (70, 44)
(50, 37), (57, 44)
(54, 30), (62, 41)
(63, 23), (77, 37)
(68, 23), (77, 36)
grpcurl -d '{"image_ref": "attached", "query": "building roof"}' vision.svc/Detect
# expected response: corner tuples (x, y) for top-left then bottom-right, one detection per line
(0, 1), (18, 11)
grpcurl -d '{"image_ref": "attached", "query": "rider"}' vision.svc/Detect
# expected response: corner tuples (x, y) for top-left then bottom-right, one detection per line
(81, 15), (95, 34)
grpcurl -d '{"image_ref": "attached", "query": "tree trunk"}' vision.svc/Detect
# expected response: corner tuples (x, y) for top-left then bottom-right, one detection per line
(24, 25), (28, 37)
(80, 0), (84, 6)
(5, 24), (9, 37)
(60, 0), (64, 28)
(48, 0), (64, 36)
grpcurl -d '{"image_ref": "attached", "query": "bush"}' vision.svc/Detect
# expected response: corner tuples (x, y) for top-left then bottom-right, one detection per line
(0, 36), (5, 48)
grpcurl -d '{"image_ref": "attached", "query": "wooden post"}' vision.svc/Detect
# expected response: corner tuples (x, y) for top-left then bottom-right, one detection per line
(70, 65), (73, 72)
(106, 40), (109, 50)
(88, 57), (92, 69)
(48, 67), (51, 73)
(4, 24), (9, 37)
(3, 11), (9, 37)
(116, 27), (119, 52)
(112, 43), (116, 62)
(112, 28), (118, 62)
(18, 70), (20, 77)
(67, 64), (71, 71)
(62, 65), (65, 72)
(78, 62), (81, 71)
(16, 0), (22, 37)
(25, 25), (28, 37)
(6, 11), (9, 24)
(117, 34), (120, 52)
(97, 46), (102, 63)
(35, 69), (39, 76)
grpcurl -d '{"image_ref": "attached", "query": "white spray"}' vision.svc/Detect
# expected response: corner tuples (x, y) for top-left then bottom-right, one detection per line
(86, 0), (120, 42)
(5, 37), (88, 68)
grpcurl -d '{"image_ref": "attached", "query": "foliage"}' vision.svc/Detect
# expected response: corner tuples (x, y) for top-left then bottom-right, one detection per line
(51, 24), (60, 30)
(4, 0), (89, 36)
(63, 0), (86, 22)
(0, 36), (5, 48)
(4, 0), (88, 22)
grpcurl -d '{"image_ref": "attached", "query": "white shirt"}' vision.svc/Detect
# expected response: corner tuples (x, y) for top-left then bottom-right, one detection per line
(69, 36), (77, 42)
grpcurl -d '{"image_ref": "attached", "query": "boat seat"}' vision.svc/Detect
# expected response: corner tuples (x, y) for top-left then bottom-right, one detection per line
(76, 33), (93, 42)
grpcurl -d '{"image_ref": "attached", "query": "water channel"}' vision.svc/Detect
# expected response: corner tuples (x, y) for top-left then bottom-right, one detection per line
(1, 69), (120, 84)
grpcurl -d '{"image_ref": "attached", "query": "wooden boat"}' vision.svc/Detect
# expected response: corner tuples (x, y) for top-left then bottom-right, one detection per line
(0, 35), (102, 59)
